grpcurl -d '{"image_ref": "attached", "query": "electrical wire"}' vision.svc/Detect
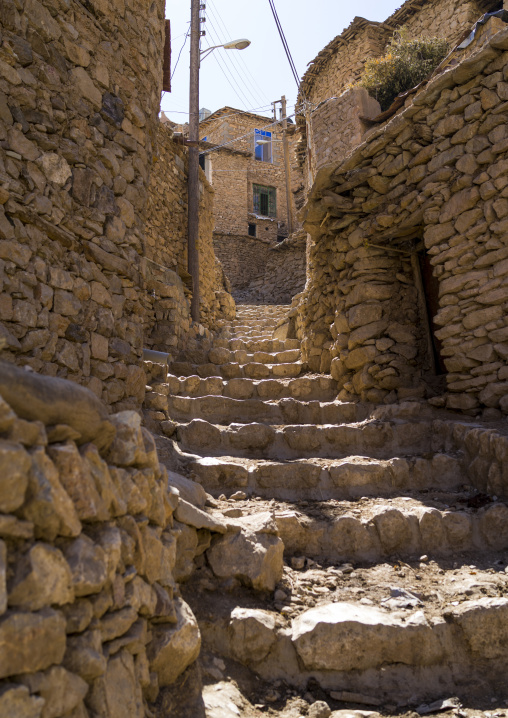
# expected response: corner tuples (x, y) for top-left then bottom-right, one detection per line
(203, 16), (254, 109)
(206, 0), (269, 107)
(267, 0), (300, 90)
(171, 25), (190, 81)
(200, 111), (296, 156)
(204, 12), (264, 109)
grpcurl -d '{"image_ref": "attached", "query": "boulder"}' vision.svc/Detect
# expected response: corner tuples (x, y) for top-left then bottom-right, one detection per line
(147, 598), (201, 686)
(229, 607), (279, 663)
(206, 513), (284, 591)
(291, 602), (444, 671)
(0, 361), (114, 449)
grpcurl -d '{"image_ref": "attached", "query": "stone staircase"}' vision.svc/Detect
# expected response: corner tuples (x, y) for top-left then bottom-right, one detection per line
(146, 304), (508, 714)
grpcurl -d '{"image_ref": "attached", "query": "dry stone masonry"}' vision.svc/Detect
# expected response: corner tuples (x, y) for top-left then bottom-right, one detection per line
(0, 0), (167, 410)
(299, 22), (508, 413)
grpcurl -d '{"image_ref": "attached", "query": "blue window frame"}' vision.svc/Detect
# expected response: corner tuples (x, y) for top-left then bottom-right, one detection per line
(254, 129), (272, 163)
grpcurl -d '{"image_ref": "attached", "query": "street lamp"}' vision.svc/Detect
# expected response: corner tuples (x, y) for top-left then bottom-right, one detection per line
(200, 38), (251, 61)
(188, 0), (251, 322)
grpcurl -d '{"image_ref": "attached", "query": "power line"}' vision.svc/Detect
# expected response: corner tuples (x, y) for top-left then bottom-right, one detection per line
(267, 0), (300, 90)
(171, 26), (190, 81)
(204, 30), (253, 109)
(200, 111), (296, 156)
(206, 0), (269, 107)
(205, 11), (264, 109)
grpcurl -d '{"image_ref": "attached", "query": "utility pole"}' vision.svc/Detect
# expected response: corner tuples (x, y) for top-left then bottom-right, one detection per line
(280, 95), (293, 236)
(188, 0), (201, 322)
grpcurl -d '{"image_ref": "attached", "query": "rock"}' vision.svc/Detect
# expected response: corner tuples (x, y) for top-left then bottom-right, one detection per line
(291, 556), (306, 570)
(202, 681), (250, 718)
(22, 447), (82, 541)
(230, 490), (247, 501)
(48, 443), (107, 522)
(0, 361), (115, 450)
(8, 543), (73, 611)
(229, 607), (279, 663)
(64, 629), (106, 682)
(291, 603), (444, 671)
(87, 651), (144, 718)
(174, 499), (227, 533)
(0, 441), (31, 512)
(18, 666), (88, 718)
(172, 522), (199, 583)
(0, 609), (66, 679)
(63, 535), (108, 597)
(308, 701), (332, 718)
(167, 470), (206, 508)
(147, 598), (201, 686)
(100, 607), (138, 642)
(106, 411), (146, 466)
(0, 541), (5, 616)
(0, 685), (44, 718)
(207, 514), (284, 591)
(450, 597), (508, 658)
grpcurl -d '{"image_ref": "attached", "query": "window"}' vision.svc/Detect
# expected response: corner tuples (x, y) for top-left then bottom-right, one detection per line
(254, 129), (272, 163)
(253, 185), (276, 218)
(248, 223), (256, 237)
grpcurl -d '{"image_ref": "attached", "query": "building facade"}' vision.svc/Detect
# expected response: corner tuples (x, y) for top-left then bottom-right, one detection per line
(199, 106), (297, 243)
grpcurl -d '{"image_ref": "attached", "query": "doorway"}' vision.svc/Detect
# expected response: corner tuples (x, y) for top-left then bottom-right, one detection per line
(417, 251), (447, 375)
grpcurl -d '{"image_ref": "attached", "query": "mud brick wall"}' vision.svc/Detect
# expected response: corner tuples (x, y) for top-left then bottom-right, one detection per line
(145, 122), (235, 335)
(0, 367), (210, 718)
(299, 27), (508, 413)
(0, 0), (165, 411)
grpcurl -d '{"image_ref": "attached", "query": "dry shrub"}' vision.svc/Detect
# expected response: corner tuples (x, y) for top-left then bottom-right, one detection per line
(358, 29), (449, 111)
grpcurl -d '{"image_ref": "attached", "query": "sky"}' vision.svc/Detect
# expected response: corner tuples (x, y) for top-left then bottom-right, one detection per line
(162, 0), (404, 124)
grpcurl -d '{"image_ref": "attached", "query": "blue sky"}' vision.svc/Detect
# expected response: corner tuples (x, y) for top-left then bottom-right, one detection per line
(163, 0), (404, 123)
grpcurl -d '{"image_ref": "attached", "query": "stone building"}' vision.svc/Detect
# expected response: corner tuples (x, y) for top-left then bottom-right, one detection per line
(196, 106), (306, 302)
(295, 0), (505, 198)
(298, 15), (508, 413)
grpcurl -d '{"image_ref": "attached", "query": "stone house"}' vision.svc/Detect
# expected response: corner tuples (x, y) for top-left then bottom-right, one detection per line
(295, 0), (505, 201)
(298, 15), (508, 414)
(196, 107), (307, 302)
(199, 106), (296, 242)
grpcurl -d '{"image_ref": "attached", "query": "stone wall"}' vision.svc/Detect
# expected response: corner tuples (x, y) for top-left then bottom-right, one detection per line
(213, 232), (307, 304)
(0, 0), (166, 411)
(299, 25), (508, 413)
(0, 363), (206, 718)
(303, 88), (381, 188)
(145, 122), (235, 349)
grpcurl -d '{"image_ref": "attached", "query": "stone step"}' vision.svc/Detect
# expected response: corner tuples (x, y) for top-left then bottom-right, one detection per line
(169, 361), (304, 380)
(208, 347), (301, 366)
(175, 418), (438, 461)
(190, 557), (508, 704)
(166, 396), (366, 425)
(227, 338), (299, 352)
(181, 453), (465, 501)
(159, 373), (338, 402)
